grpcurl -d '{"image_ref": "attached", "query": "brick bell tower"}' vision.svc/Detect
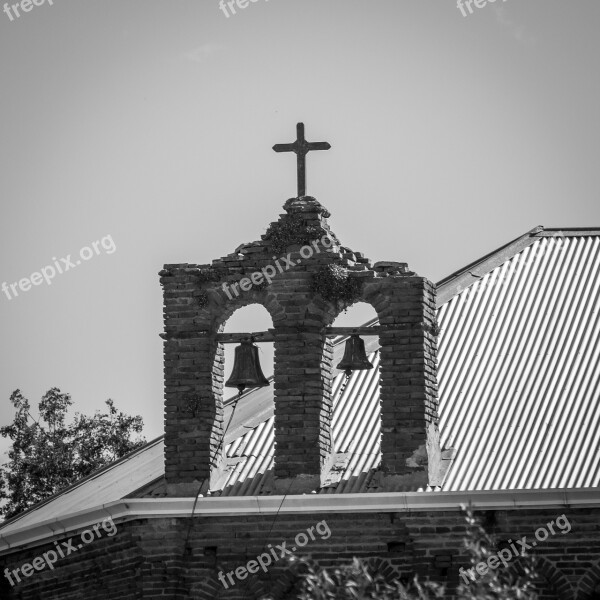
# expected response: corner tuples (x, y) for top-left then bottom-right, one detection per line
(160, 123), (442, 497)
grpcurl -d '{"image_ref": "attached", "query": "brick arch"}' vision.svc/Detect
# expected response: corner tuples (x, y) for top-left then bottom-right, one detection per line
(533, 556), (575, 600)
(361, 283), (397, 321)
(265, 558), (403, 600)
(210, 289), (283, 332)
(192, 571), (270, 600)
(191, 572), (223, 600)
(322, 296), (381, 328)
(266, 565), (302, 600)
(363, 557), (403, 583)
(507, 555), (575, 600)
(575, 557), (600, 599)
(320, 277), (409, 328)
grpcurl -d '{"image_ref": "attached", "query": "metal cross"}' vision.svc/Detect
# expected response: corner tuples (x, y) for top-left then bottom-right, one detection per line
(273, 122), (331, 197)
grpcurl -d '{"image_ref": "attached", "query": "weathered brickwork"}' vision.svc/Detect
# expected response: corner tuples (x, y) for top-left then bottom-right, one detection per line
(2, 508), (600, 599)
(0, 521), (141, 599)
(160, 196), (441, 494)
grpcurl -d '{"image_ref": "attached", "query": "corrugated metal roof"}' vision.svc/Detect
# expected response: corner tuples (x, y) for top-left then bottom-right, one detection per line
(438, 235), (600, 490)
(2, 229), (599, 533)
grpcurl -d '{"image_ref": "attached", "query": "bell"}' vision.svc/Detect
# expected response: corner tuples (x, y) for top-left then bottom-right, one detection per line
(336, 334), (374, 378)
(225, 339), (270, 394)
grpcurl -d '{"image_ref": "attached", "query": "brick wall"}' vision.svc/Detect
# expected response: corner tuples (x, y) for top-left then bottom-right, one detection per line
(2, 507), (600, 599)
(0, 520), (141, 599)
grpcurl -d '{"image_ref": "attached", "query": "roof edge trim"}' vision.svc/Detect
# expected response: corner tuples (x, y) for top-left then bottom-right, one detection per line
(435, 226), (543, 306)
(2, 488), (600, 555)
(537, 228), (600, 236)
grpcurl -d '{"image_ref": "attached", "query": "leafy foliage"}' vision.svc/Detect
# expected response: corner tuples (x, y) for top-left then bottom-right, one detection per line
(456, 507), (538, 600)
(264, 214), (325, 255)
(0, 388), (145, 520)
(312, 264), (363, 306)
(196, 290), (210, 308)
(195, 267), (225, 284)
(291, 507), (539, 600)
(291, 557), (442, 600)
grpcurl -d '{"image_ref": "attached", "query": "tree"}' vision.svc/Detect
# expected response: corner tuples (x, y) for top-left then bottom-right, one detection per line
(455, 507), (538, 600)
(292, 507), (538, 600)
(292, 557), (442, 600)
(0, 388), (146, 520)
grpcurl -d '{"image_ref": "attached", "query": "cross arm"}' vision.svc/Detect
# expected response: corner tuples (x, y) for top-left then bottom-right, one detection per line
(307, 141), (331, 151)
(272, 143), (297, 153)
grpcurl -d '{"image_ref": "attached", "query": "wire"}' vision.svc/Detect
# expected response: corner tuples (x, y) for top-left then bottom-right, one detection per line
(259, 477), (294, 554)
(176, 393), (241, 595)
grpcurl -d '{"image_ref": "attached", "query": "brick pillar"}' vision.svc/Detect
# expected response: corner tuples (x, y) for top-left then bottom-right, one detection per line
(264, 196), (338, 492)
(161, 266), (224, 496)
(272, 328), (333, 490)
(375, 276), (441, 489)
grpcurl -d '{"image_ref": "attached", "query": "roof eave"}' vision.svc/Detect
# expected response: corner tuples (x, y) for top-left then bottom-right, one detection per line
(1, 487), (600, 556)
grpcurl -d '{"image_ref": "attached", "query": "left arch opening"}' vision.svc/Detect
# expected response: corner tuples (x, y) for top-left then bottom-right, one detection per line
(222, 304), (274, 400)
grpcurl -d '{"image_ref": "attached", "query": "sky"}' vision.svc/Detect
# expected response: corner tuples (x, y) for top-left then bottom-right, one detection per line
(0, 0), (599, 458)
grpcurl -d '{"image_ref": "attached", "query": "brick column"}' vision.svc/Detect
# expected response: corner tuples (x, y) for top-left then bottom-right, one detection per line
(161, 266), (224, 496)
(375, 277), (441, 489)
(272, 328), (333, 490)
